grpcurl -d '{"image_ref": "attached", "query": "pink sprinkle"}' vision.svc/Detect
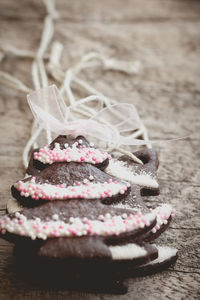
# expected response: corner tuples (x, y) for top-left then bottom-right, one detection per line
(87, 228), (92, 234)
(68, 228), (77, 235)
(163, 214), (169, 220)
(129, 214), (134, 220)
(97, 215), (104, 221)
(145, 220), (150, 226)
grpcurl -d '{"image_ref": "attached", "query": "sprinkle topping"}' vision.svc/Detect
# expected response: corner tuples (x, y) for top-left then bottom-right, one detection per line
(106, 159), (159, 188)
(14, 178), (130, 201)
(33, 143), (111, 165)
(151, 204), (175, 233)
(0, 211), (156, 240)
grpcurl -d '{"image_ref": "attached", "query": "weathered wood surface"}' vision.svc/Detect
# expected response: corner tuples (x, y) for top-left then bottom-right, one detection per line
(0, 0), (200, 299)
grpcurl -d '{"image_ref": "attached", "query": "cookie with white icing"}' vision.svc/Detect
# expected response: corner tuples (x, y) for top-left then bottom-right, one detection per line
(106, 149), (159, 196)
(10, 241), (177, 294)
(27, 135), (110, 176)
(0, 198), (162, 290)
(11, 161), (131, 207)
(11, 241), (158, 294)
(112, 185), (176, 243)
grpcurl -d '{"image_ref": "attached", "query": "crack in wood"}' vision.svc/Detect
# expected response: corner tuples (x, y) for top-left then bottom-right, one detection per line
(169, 269), (200, 275)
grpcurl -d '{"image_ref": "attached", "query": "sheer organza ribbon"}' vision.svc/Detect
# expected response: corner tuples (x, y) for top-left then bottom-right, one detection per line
(27, 85), (147, 146)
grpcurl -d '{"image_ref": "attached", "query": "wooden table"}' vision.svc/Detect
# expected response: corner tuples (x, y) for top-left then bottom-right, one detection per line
(0, 0), (199, 299)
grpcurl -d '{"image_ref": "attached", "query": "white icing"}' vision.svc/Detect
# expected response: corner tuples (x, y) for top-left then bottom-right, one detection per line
(106, 159), (158, 188)
(14, 179), (129, 200)
(0, 211), (156, 240)
(141, 246), (178, 266)
(34, 143), (110, 165)
(110, 243), (147, 260)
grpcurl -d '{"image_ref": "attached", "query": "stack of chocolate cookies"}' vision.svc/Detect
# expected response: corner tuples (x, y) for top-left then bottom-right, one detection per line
(0, 135), (177, 294)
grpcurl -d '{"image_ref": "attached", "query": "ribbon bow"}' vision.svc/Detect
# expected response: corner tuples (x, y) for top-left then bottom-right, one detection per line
(27, 85), (147, 146)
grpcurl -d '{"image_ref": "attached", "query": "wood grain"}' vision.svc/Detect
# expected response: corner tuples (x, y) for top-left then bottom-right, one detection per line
(0, 0), (200, 299)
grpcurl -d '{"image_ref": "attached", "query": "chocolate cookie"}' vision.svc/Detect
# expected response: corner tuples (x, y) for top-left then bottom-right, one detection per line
(1, 135), (177, 294)
(11, 161), (130, 207)
(27, 135), (110, 175)
(106, 149), (159, 196)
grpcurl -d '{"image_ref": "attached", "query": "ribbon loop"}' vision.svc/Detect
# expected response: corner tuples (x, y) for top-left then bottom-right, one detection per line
(27, 85), (146, 145)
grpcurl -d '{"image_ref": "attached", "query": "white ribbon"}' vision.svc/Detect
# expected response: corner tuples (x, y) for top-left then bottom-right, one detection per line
(27, 85), (147, 146)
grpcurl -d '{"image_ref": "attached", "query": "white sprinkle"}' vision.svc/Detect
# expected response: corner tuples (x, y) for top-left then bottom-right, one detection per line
(105, 213), (111, 219)
(15, 212), (20, 218)
(69, 217), (74, 223)
(52, 214), (59, 221)
(55, 143), (60, 149)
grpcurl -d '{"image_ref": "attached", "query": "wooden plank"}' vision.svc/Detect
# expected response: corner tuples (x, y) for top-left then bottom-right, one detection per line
(0, 0), (200, 21)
